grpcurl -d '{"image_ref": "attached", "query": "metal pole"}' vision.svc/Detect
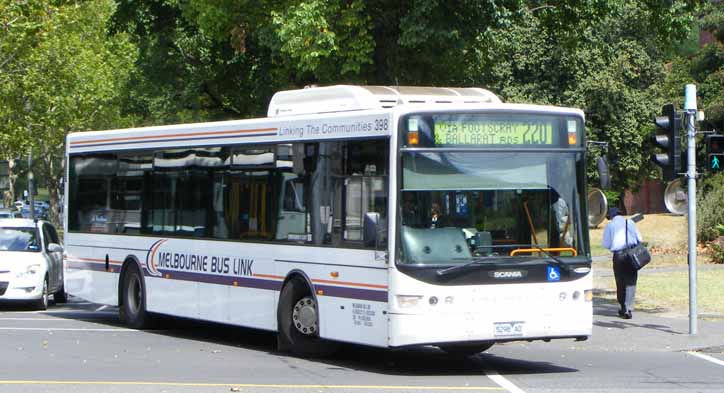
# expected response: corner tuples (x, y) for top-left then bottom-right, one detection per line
(684, 84), (697, 335)
(27, 152), (35, 221)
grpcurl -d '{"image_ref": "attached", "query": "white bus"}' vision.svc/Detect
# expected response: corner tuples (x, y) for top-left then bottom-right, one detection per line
(64, 85), (593, 356)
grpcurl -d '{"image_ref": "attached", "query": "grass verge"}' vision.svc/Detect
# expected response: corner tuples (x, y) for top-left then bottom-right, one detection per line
(595, 269), (724, 316)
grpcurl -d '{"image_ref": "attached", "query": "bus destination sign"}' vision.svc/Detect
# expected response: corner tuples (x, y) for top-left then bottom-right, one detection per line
(433, 120), (554, 146)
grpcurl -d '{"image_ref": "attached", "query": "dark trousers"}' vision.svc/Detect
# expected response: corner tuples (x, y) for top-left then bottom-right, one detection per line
(613, 251), (638, 313)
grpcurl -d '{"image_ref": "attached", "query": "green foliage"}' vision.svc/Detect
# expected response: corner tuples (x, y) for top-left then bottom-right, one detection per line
(664, 2), (724, 134)
(466, 2), (694, 192)
(709, 241), (724, 264)
(603, 190), (621, 207)
(270, 0), (373, 80)
(1, 0), (710, 215)
(697, 173), (724, 243)
(0, 0), (137, 225)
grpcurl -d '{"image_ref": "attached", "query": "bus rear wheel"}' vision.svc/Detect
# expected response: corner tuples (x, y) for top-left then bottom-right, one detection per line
(120, 264), (153, 329)
(277, 277), (337, 357)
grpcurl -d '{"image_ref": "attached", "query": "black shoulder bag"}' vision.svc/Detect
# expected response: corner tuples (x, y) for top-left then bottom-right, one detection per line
(623, 219), (651, 270)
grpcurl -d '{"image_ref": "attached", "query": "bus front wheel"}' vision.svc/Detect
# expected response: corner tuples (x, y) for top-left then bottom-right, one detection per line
(277, 277), (337, 357)
(120, 264), (153, 329)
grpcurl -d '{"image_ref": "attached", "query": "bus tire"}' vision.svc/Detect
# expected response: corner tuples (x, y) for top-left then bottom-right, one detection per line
(277, 277), (337, 357)
(440, 343), (494, 357)
(119, 264), (153, 329)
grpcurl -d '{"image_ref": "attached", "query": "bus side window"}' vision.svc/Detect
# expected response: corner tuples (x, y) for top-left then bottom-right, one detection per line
(341, 140), (389, 249)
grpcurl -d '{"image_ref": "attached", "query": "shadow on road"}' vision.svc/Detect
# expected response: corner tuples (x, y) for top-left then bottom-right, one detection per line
(592, 295), (682, 334)
(7, 297), (581, 377)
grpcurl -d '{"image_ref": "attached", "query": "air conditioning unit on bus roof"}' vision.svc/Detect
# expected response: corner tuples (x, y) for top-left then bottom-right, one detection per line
(267, 85), (501, 117)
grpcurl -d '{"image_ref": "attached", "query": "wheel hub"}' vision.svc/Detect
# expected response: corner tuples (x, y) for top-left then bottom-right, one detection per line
(127, 275), (141, 314)
(292, 296), (318, 336)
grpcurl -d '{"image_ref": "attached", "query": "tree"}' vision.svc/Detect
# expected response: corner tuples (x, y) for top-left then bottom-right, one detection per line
(110, 0), (700, 194)
(1, 0), (136, 225)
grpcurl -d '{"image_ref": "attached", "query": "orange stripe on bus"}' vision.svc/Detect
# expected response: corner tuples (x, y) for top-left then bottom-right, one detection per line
(70, 127), (278, 145)
(311, 278), (387, 289)
(78, 257), (123, 265)
(252, 274), (284, 280)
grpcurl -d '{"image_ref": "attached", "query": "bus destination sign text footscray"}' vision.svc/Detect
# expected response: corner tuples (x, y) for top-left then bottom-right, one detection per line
(434, 120), (554, 146)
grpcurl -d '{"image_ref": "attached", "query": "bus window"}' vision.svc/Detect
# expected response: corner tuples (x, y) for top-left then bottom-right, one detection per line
(340, 140), (389, 248)
(69, 154), (117, 233)
(227, 146), (280, 240)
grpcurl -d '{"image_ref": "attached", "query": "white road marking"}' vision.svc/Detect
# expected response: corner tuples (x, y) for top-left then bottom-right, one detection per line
(688, 351), (724, 367)
(0, 318), (73, 321)
(0, 380), (503, 390)
(0, 327), (137, 332)
(485, 370), (527, 393)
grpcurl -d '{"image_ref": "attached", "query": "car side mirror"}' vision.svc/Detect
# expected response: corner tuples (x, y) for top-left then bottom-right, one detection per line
(47, 243), (63, 253)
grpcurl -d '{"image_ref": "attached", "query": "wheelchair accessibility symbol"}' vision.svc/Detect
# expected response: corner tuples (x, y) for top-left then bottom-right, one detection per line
(547, 266), (560, 282)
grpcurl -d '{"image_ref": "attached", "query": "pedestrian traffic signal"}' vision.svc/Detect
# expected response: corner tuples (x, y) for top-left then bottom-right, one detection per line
(706, 135), (724, 173)
(651, 103), (682, 181)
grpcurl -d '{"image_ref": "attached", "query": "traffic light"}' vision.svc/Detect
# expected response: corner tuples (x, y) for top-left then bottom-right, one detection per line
(651, 103), (682, 181)
(706, 135), (724, 173)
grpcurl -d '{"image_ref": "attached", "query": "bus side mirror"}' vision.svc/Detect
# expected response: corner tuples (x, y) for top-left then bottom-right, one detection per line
(597, 156), (610, 190)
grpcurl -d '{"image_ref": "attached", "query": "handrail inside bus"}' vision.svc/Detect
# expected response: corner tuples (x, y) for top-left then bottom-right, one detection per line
(510, 247), (577, 257)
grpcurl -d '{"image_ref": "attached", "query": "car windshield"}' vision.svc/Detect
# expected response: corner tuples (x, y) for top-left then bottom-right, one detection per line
(399, 151), (586, 265)
(0, 227), (41, 252)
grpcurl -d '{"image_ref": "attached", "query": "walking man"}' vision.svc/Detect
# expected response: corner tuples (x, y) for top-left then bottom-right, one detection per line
(602, 207), (642, 319)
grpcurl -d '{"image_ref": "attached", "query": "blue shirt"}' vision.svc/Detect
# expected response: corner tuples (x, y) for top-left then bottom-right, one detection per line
(602, 215), (642, 252)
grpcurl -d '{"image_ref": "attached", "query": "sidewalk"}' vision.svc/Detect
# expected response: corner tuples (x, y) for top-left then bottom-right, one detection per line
(590, 257), (724, 353)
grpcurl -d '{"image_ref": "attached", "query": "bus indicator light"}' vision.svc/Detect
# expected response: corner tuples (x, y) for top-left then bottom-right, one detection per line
(330, 271), (339, 278)
(408, 131), (419, 145)
(567, 119), (577, 145)
(567, 133), (577, 145)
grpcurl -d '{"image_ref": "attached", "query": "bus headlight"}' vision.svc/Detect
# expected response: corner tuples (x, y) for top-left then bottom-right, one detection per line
(396, 295), (423, 308)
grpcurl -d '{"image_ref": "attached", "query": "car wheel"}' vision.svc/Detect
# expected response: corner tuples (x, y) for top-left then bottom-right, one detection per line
(54, 285), (67, 303)
(277, 277), (337, 357)
(119, 264), (153, 329)
(34, 277), (49, 311)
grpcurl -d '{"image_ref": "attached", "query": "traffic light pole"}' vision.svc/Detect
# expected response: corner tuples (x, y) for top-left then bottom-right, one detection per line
(684, 84), (697, 335)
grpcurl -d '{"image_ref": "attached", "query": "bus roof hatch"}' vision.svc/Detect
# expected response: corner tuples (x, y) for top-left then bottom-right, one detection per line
(267, 85), (501, 117)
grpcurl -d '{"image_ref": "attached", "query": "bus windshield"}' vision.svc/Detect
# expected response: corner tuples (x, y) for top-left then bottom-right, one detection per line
(399, 151), (585, 265)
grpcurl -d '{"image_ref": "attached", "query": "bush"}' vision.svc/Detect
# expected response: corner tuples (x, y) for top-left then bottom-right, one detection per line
(709, 238), (724, 264)
(698, 173), (724, 243)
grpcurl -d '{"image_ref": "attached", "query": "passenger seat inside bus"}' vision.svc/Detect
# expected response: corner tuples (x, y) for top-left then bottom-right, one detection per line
(400, 226), (472, 264)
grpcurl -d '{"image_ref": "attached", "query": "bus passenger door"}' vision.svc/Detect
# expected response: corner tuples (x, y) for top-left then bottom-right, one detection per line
(275, 175), (306, 241)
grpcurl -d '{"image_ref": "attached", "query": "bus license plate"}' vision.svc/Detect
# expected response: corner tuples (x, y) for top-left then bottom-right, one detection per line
(494, 321), (524, 337)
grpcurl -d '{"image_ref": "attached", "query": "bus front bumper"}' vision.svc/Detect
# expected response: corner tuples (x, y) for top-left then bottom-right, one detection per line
(387, 295), (592, 347)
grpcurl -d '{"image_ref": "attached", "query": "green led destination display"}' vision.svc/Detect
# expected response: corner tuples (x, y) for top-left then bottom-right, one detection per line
(433, 120), (554, 146)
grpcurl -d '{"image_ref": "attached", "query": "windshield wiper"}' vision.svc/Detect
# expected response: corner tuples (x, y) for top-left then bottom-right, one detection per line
(529, 246), (571, 272)
(435, 256), (516, 279)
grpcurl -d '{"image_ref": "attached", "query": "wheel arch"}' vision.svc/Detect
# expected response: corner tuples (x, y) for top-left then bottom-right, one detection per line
(276, 269), (318, 324)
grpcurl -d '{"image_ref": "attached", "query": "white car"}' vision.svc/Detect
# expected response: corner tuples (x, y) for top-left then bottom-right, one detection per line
(0, 219), (66, 309)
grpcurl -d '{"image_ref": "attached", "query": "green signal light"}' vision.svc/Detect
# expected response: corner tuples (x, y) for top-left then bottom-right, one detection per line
(711, 154), (723, 171)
